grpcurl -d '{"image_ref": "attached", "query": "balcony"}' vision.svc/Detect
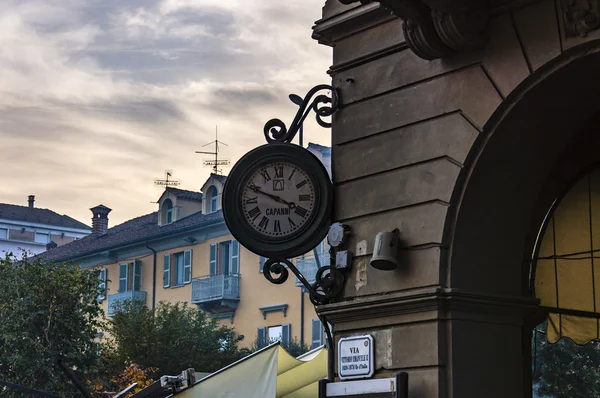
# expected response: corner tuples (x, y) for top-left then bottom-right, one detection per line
(191, 274), (240, 312)
(107, 290), (147, 316)
(295, 252), (329, 287)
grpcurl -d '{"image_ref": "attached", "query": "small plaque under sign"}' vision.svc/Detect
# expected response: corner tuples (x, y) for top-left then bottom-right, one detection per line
(338, 334), (374, 380)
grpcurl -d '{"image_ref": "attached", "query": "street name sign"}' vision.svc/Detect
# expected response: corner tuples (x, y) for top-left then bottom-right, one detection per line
(338, 335), (374, 380)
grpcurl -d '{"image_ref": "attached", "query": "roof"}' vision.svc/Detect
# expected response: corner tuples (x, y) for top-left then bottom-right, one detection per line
(0, 203), (90, 230)
(210, 173), (227, 185)
(163, 188), (203, 202)
(40, 210), (224, 263)
(307, 142), (331, 157)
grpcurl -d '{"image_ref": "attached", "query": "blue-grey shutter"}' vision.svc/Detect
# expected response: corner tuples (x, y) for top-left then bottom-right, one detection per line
(311, 319), (323, 349)
(133, 260), (142, 291)
(163, 254), (171, 287)
(281, 323), (291, 348)
(257, 327), (266, 348)
(118, 263), (128, 293)
(184, 250), (192, 283)
(231, 241), (239, 274)
(210, 244), (217, 276)
(259, 256), (266, 273)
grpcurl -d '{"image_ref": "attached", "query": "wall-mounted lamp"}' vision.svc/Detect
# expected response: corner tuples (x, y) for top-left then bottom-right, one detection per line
(370, 229), (400, 271)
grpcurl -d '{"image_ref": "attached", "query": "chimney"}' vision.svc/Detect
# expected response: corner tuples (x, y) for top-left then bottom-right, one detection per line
(46, 241), (58, 251)
(90, 205), (112, 237)
(28, 195), (35, 208)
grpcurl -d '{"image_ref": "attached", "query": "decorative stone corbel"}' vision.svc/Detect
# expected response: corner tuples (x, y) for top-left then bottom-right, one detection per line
(338, 0), (489, 60)
(562, 0), (600, 37)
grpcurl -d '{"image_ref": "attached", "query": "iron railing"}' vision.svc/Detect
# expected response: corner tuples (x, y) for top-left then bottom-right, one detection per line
(295, 252), (329, 287)
(191, 274), (241, 304)
(107, 290), (147, 316)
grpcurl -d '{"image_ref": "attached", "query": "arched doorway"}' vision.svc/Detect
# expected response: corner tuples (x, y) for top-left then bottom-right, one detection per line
(445, 41), (600, 397)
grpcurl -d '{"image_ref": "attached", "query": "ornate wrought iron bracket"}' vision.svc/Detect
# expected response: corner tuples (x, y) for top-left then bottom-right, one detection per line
(262, 257), (345, 305)
(263, 84), (340, 144)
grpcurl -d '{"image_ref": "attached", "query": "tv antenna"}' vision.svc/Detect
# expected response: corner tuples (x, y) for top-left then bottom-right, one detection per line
(196, 125), (230, 174)
(155, 170), (180, 188)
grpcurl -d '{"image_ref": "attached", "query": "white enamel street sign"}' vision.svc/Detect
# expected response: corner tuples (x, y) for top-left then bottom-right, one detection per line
(338, 335), (375, 380)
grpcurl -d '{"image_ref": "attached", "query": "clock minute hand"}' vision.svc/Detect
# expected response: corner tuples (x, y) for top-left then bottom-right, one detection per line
(249, 186), (296, 208)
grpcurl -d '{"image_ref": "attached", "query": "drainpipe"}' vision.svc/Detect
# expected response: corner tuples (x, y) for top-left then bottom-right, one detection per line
(300, 288), (305, 348)
(145, 243), (157, 310)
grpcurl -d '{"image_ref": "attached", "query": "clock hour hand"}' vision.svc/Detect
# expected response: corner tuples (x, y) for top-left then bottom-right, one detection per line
(249, 185), (296, 208)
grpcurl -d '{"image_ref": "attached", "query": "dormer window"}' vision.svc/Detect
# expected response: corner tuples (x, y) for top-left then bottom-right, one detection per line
(163, 199), (174, 225)
(208, 186), (218, 213)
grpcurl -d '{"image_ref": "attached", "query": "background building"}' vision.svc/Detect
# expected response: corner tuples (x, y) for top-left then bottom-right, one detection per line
(0, 195), (90, 259)
(41, 143), (331, 351)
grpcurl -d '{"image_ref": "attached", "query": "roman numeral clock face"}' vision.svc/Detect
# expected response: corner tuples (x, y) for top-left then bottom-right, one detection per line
(242, 162), (316, 238)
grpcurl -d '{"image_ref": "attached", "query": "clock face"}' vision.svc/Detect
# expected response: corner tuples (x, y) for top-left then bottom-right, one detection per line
(241, 162), (316, 238)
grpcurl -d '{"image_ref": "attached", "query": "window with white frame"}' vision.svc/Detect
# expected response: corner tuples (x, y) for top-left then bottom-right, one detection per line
(118, 260), (142, 293)
(96, 269), (107, 301)
(257, 324), (290, 348)
(208, 186), (218, 213)
(0, 228), (7, 240)
(163, 199), (174, 225)
(163, 250), (192, 288)
(34, 232), (49, 244)
(209, 240), (239, 275)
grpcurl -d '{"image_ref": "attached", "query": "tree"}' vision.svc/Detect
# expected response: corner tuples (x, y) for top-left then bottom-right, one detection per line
(107, 300), (250, 379)
(250, 336), (311, 358)
(0, 252), (105, 397)
(533, 322), (600, 397)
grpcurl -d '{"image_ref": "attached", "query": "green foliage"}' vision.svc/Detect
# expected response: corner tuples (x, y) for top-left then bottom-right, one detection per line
(533, 323), (600, 398)
(249, 336), (310, 358)
(106, 300), (251, 378)
(0, 252), (105, 397)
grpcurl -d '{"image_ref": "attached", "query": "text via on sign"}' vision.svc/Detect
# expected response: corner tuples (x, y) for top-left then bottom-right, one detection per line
(338, 334), (375, 380)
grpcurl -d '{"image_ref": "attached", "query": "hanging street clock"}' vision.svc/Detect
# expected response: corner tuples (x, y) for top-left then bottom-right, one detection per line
(223, 143), (332, 258)
(222, 84), (345, 306)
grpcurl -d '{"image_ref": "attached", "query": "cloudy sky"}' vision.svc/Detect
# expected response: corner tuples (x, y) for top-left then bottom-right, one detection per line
(0, 0), (332, 226)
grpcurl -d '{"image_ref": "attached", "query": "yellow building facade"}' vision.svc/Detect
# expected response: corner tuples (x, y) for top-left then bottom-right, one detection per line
(41, 144), (332, 351)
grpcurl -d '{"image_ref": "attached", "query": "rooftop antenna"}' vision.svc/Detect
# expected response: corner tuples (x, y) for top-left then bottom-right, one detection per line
(196, 125), (230, 174)
(155, 170), (180, 188)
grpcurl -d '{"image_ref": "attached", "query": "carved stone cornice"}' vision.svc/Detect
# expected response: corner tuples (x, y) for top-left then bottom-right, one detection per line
(334, 0), (490, 60)
(316, 287), (541, 325)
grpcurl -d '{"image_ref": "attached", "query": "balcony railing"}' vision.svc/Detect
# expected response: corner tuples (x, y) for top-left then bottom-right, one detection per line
(191, 274), (241, 304)
(107, 290), (147, 316)
(295, 252), (329, 287)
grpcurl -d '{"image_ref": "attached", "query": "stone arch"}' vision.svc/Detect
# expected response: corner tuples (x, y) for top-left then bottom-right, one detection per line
(445, 39), (600, 297)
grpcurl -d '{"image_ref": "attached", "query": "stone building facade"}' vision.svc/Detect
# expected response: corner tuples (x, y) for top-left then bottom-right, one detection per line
(311, 1), (600, 396)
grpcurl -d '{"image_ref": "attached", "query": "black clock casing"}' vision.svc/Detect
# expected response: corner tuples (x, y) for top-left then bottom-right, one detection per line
(222, 143), (332, 258)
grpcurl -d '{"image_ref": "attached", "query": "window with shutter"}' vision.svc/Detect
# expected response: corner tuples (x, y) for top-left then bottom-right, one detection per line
(175, 253), (185, 285)
(133, 260), (142, 291)
(281, 324), (291, 348)
(97, 269), (107, 301)
(231, 240), (239, 274)
(257, 327), (266, 348)
(163, 254), (171, 287)
(311, 319), (323, 349)
(209, 244), (217, 276)
(118, 263), (128, 293)
(183, 250), (192, 284)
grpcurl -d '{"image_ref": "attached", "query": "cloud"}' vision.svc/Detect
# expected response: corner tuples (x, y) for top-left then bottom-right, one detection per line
(0, 0), (332, 225)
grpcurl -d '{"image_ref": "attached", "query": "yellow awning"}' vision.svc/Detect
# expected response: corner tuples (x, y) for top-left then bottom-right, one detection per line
(176, 343), (328, 398)
(535, 169), (600, 344)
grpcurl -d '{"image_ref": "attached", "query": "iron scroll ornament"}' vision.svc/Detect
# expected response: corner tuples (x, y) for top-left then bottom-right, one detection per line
(264, 85), (340, 144)
(263, 258), (345, 305)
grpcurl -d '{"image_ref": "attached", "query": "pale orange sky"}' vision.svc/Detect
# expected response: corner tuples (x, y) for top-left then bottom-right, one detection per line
(0, 0), (332, 227)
